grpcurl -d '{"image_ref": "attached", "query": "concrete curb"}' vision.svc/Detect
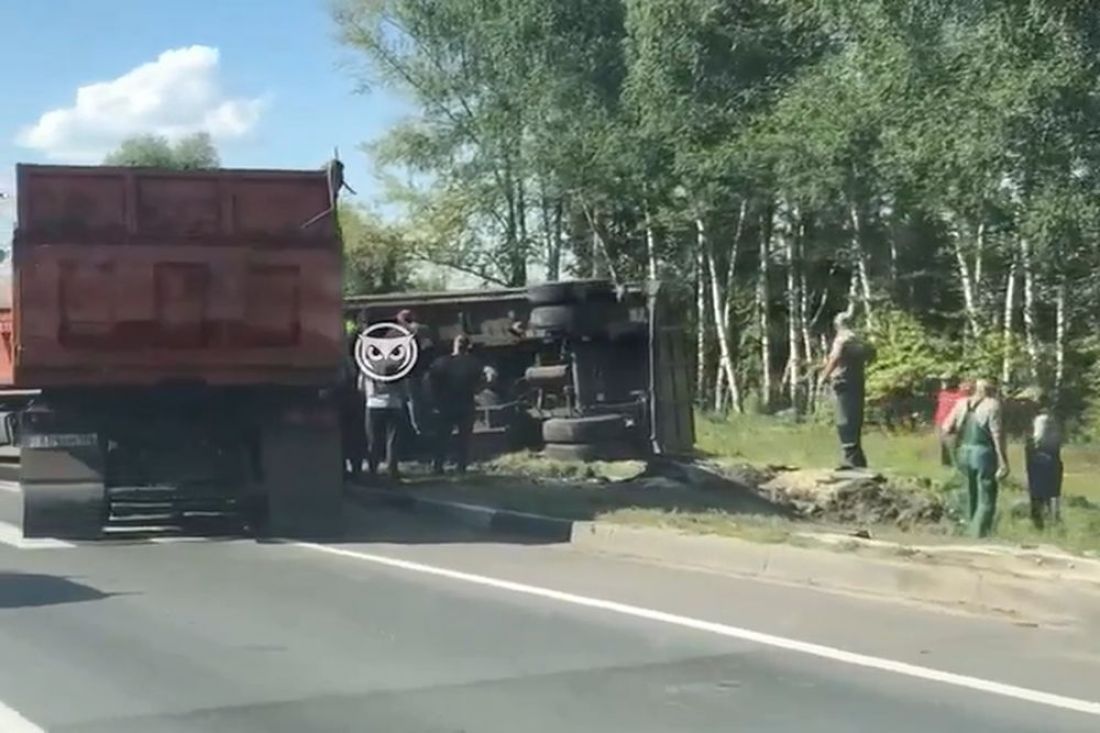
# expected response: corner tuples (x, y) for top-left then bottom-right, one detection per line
(358, 487), (574, 542)
(354, 486), (1100, 628)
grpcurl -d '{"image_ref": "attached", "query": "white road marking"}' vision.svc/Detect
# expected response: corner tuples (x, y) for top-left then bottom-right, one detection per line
(0, 520), (75, 550)
(296, 541), (1100, 717)
(0, 702), (45, 733)
(0, 480), (21, 494)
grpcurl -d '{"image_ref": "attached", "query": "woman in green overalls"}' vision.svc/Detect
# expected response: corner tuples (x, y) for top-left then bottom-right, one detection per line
(943, 379), (1010, 538)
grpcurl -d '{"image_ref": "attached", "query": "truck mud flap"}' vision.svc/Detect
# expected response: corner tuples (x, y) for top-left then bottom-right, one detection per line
(261, 400), (343, 539)
(19, 407), (105, 540)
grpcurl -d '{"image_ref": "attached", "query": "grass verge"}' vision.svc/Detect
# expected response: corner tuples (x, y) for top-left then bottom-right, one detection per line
(384, 413), (1100, 556)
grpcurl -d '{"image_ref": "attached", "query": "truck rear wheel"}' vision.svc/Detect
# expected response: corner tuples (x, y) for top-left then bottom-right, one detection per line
(543, 441), (634, 462)
(542, 414), (626, 444)
(19, 404), (106, 540)
(258, 397), (343, 539)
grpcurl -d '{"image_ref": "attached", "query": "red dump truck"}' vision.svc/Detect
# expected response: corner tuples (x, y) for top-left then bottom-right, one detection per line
(5, 163), (346, 539)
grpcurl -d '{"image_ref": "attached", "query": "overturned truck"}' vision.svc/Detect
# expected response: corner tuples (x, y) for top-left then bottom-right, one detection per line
(344, 279), (694, 464)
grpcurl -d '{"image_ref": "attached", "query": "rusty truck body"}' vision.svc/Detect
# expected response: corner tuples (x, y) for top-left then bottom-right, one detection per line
(4, 163), (345, 538)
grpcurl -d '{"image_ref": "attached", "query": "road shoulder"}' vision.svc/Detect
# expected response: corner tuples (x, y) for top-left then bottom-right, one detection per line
(350, 483), (1100, 629)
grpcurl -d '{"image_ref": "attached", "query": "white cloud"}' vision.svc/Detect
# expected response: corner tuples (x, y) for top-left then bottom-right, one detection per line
(16, 46), (266, 161)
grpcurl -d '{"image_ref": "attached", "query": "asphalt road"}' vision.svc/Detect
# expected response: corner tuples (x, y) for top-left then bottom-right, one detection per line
(0, 498), (1097, 732)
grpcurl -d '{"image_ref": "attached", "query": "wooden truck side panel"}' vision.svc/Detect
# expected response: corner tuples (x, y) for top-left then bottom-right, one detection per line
(12, 164), (344, 388)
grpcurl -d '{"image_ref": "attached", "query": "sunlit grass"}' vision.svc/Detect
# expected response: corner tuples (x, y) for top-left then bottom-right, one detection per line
(696, 411), (1100, 554)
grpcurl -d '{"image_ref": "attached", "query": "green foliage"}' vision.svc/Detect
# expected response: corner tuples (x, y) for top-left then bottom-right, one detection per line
(864, 309), (949, 404)
(339, 205), (425, 296)
(334, 0), (1100, 433)
(104, 133), (220, 169)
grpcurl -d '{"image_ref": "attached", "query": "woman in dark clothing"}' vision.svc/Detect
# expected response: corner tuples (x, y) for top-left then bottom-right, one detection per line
(1024, 389), (1063, 528)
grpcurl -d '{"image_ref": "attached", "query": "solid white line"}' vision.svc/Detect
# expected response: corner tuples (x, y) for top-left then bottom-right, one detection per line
(295, 541), (1100, 717)
(0, 702), (45, 733)
(0, 520), (75, 550)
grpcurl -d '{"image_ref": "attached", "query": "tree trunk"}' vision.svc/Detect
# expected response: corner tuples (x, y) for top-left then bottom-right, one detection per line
(549, 198), (563, 281)
(801, 274), (816, 414)
(758, 206), (773, 410)
(644, 204), (659, 282)
(720, 199), (748, 368)
(515, 170), (528, 287)
(703, 217), (740, 413)
(784, 203), (802, 412)
(538, 184), (562, 282)
(582, 204), (618, 283)
(1001, 253), (1018, 388)
(950, 220), (982, 338)
(1020, 236), (1039, 379)
(1055, 277), (1066, 393)
(696, 231), (708, 403)
(848, 202), (874, 326)
(974, 221), (986, 293)
(714, 200), (747, 413)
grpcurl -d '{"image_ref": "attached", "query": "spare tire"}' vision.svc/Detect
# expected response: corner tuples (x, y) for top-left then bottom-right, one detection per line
(542, 414), (626, 444)
(544, 441), (635, 463)
(528, 279), (617, 306)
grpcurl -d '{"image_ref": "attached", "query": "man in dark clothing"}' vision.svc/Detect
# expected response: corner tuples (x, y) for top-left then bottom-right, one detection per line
(396, 308), (432, 454)
(821, 312), (874, 469)
(339, 339), (367, 480)
(428, 334), (486, 474)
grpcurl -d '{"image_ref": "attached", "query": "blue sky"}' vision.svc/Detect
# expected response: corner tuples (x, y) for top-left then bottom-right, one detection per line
(0, 0), (414, 243)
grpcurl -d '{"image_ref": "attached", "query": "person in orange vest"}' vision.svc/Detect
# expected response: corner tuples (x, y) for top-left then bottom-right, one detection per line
(934, 374), (971, 467)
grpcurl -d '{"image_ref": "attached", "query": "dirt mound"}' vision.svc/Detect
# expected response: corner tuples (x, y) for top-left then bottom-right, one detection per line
(759, 469), (945, 527)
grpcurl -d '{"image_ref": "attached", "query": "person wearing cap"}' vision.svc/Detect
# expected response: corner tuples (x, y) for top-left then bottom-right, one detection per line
(427, 334), (487, 474)
(821, 311), (874, 469)
(1023, 387), (1062, 528)
(943, 378), (1009, 538)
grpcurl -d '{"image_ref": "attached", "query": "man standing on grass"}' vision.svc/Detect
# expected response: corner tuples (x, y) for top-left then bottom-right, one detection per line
(943, 378), (1009, 538)
(821, 312), (873, 470)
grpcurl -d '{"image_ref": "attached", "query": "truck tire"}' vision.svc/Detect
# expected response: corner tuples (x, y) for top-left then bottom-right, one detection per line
(19, 405), (106, 540)
(542, 414), (626, 444)
(259, 398), (343, 539)
(528, 279), (617, 306)
(528, 303), (611, 337)
(544, 441), (634, 463)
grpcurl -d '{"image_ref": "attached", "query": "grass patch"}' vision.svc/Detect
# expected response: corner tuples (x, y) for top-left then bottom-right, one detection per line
(598, 508), (797, 544)
(388, 414), (1100, 557)
(697, 412), (1100, 555)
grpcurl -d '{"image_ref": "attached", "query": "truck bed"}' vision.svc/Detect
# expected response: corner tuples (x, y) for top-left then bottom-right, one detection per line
(11, 164), (344, 388)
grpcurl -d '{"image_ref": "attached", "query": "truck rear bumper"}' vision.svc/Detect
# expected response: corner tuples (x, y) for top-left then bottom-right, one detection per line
(15, 386), (343, 540)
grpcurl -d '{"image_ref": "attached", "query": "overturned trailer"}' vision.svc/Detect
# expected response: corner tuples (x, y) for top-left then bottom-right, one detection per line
(344, 278), (695, 463)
